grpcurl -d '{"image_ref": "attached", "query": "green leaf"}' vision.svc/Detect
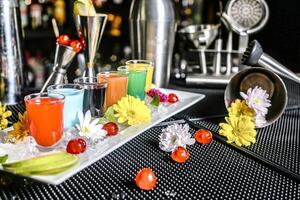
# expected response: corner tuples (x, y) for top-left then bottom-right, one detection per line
(150, 94), (160, 107)
(104, 106), (117, 123)
(0, 154), (8, 164)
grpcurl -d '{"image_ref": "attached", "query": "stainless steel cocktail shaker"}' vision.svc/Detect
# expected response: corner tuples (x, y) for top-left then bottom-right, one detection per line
(0, 0), (24, 104)
(129, 0), (177, 88)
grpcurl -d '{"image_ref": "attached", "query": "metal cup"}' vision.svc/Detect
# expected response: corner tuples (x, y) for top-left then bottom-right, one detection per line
(225, 67), (288, 127)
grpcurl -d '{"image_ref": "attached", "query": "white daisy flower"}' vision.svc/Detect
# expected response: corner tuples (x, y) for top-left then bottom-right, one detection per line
(240, 86), (271, 116)
(76, 110), (107, 141)
(159, 123), (195, 152)
(240, 86), (271, 128)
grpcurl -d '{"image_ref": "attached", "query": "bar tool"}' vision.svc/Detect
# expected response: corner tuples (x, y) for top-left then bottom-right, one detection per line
(225, 67), (287, 127)
(0, 0), (25, 104)
(186, 74), (231, 88)
(242, 40), (300, 84)
(74, 14), (108, 78)
(213, 1), (223, 76)
(178, 24), (219, 74)
(40, 44), (77, 92)
(221, 0), (269, 54)
(129, 0), (177, 88)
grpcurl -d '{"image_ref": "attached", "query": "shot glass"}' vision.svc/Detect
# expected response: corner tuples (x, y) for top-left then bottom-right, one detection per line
(97, 71), (128, 109)
(25, 92), (65, 148)
(126, 60), (154, 92)
(74, 77), (107, 118)
(47, 84), (84, 130)
(117, 65), (147, 100)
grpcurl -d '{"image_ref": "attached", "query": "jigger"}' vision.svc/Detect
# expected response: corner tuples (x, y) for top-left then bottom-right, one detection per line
(40, 44), (77, 93)
(74, 14), (107, 78)
(225, 67), (287, 128)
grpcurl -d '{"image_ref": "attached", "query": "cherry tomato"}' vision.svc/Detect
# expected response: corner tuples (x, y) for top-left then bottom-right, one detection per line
(102, 122), (119, 136)
(171, 146), (189, 163)
(70, 40), (83, 53)
(56, 34), (71, 46)
(135, 168), (157, 190)
(168, 93), (179, 103)
(66, 138), (86, 154)
(194, 129), (213, 144)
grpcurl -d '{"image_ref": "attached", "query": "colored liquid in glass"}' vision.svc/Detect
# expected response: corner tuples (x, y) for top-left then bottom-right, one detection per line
(83, 87), (106, 117)
(97, 73), (128, 108)
(126, 61), (154, 92)
(127, 70), (147, 100)
(48, 88), (83, 130)
(25, 97), (64, 147)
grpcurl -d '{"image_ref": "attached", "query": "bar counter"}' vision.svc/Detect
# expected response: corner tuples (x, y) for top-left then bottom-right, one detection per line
(0, 78), (299, 199)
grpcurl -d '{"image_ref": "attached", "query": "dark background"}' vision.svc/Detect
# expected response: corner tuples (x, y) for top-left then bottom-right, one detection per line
(23, 0), (300, 88)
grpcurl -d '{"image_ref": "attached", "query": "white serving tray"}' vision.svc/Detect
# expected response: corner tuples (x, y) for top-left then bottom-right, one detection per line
(0, 88), (205, 185)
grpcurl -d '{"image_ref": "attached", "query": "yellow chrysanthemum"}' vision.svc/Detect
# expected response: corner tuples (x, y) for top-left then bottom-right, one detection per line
(228, 99), (254, 118)
(219, 114), (257, 147)
(6, 112), (29, 143)
(113, 95), (151, 125)
(0, 102), (12, 130)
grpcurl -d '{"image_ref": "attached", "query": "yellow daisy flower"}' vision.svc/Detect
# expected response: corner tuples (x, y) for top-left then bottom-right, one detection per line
(228, 99), (255, 118)
(219, 114), (257, 147)
(0, 102), (12, 130)
(6, 112), (29, 143)
(113, 95), (151, 125)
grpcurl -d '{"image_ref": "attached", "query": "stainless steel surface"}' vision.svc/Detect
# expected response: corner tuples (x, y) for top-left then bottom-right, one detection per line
(242, 40), (300, 85)
(0, 0), (24, 105)
(225, 0), (269, 34)
(222, 0), (269, 59)
(213, 38), (223, 75)
(258, 54), (300, 84)
(226, 31), (233, 75)
(178, 24), (219, 75)
(40, 44), (76, 93)
(186, 74), (231, 87)
(74, 14), (107, 78)
(129, 0), (176, 88)
(224, 67), (287, 128)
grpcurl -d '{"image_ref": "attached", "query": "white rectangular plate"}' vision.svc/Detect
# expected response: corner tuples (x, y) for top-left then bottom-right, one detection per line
(0, 89), (205, 185)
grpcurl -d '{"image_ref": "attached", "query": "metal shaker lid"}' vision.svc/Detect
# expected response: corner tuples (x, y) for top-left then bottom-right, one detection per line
(129, 0), (175, 21)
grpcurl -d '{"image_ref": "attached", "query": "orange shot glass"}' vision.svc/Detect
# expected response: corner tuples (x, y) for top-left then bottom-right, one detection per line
(97, 72), (128, 109)
(25, 93), (65, 148)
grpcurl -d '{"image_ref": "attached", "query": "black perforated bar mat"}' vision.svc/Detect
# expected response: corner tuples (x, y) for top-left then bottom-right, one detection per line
(1, 118), (300, 199)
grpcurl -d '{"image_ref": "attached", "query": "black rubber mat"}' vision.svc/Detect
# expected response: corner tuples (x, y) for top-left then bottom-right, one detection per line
(1, 118), (300, 199)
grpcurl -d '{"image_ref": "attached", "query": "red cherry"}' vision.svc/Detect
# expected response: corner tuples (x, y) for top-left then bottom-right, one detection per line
(79, 37), (86, 49)
(70, 40), (83, 53)
(171, 146), (189, 163)
(194, 129), (213, 144)
(66, 138), (87, 154)
(56, 34), (71, 46)
(135, 168), (157, 190)
(168, 93), (179, 103)
(102, 122), (119, 136)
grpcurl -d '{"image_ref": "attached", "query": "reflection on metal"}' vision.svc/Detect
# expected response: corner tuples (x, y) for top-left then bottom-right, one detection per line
(40, 44), (76, 93)
(0, 0), (25, 104)
(129, 0), (177, 88)
(225, 67), (287, 127)
(74, 14), (107, 78)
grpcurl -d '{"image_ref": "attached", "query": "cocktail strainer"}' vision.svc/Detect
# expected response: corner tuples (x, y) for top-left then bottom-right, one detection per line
(224, 0), (269, 34)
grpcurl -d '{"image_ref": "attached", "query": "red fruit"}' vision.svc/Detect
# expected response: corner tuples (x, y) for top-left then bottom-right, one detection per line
(171, 146), (189, 163)
(194, 129), (213, 144)
(102, 122), (119, 136)
(135, 168), (157, 190)
(79, 37), (86, 49)
(56, 34), (71, 45)
(168, 93), (179, 103)
(66, 138), (87, 154)
(70, 40), (83, 53)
